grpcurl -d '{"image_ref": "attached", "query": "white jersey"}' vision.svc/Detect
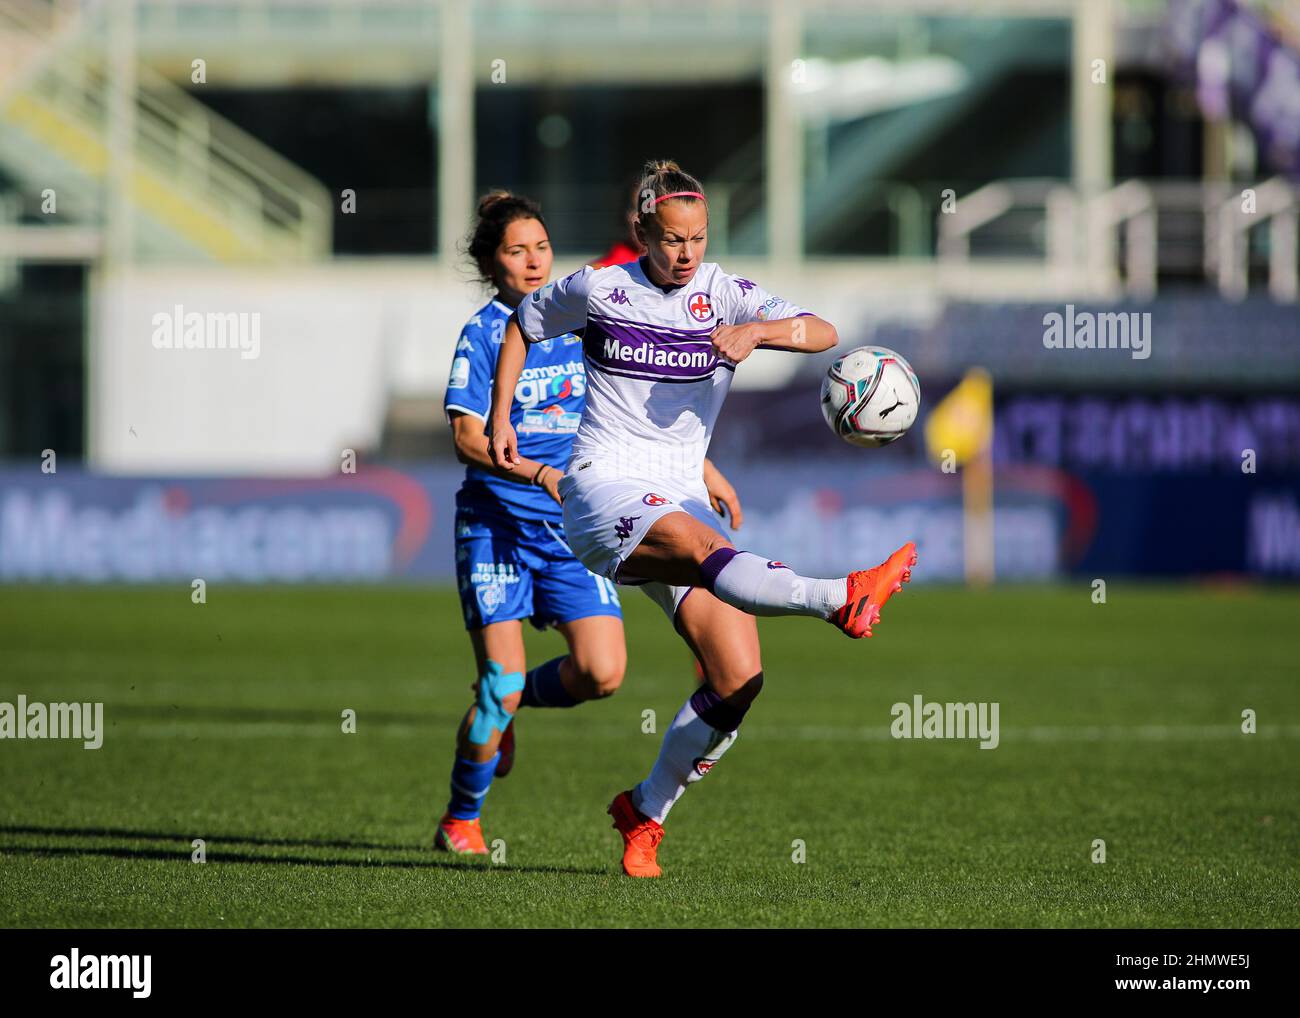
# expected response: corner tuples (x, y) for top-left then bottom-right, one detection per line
(516, 259), (809, 485)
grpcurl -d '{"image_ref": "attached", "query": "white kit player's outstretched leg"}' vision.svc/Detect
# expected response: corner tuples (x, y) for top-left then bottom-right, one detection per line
(700, 545), (917, 640)
(699, 548), (846, 617)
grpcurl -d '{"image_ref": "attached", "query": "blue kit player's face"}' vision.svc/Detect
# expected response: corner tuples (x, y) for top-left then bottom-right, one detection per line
(494, 217), (554, 306)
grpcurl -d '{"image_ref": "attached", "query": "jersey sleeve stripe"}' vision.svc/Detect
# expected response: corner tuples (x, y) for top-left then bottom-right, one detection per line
(444, 403), (488, 423)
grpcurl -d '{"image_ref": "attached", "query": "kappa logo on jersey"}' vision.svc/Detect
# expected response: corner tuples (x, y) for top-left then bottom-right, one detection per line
(614, 515), (641, 545)
(688, 292), (714, 322)
(607, 288), (631, 306)
(641, 492), (671, 506)
(456, 335), (473, 352)
(734, 277), (756, 294)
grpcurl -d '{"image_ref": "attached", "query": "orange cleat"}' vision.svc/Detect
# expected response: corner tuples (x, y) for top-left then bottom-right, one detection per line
(830, 541), (917, 639)
(433, 813), (488, 855)
(607, 790), (664, 878)
(495, 719), (515, 778)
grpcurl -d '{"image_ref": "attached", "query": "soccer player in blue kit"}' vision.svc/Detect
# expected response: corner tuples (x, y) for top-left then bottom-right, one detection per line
(435, 191), (743, 853)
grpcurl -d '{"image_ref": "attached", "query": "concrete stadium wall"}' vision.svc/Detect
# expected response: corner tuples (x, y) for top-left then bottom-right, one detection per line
(89, 262), (486, 474)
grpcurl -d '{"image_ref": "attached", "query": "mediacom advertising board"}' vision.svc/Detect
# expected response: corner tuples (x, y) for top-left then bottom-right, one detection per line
(1, 459), (1296, 584)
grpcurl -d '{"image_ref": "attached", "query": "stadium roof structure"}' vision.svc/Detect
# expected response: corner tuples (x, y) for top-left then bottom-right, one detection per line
(125, 0), (1126, 87)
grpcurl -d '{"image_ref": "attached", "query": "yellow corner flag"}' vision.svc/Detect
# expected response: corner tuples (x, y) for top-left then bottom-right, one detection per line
(924, 368), (993, 468)
(924, 369), (994, 585)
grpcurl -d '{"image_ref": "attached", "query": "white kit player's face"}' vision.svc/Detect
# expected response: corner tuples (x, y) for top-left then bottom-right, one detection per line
(493, 217), (553, 307)
(636, 202), (708, 288)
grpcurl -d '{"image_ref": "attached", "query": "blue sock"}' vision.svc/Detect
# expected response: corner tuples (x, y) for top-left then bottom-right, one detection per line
(520, 655), (579, 708)
(447, 753), (500, 820)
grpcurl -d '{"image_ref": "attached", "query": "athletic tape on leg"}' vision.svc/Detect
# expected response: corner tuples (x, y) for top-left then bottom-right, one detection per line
(468, 659), (525, 746)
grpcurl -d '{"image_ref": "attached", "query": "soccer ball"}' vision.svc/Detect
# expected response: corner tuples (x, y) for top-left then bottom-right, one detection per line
(820, 346), (921, 447)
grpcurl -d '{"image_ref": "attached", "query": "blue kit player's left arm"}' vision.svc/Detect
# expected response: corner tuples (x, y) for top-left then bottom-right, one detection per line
(445, 308), (565, 505)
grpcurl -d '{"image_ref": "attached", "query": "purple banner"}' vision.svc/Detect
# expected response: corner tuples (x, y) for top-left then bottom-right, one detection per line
(995, 393), (1300, 472)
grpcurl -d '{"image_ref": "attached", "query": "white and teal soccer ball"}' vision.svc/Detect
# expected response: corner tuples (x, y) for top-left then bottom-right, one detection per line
(819, 345), (921, 448)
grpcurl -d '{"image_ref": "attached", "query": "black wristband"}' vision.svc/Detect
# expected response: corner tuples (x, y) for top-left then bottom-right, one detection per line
(532, 463), (548, 486)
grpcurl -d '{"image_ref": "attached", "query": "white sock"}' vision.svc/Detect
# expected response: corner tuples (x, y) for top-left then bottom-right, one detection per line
(703, 550), (846, 619)
(633, 697), (738, 824)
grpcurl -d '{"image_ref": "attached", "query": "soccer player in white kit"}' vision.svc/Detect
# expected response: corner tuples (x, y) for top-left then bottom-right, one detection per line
(488, 160), (917, 877)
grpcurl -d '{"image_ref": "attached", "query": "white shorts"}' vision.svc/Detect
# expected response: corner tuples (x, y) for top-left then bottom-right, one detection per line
(556, 462), (729, 623)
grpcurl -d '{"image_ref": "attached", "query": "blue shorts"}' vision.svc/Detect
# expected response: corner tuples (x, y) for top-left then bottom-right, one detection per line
(454, 504), (623, 631)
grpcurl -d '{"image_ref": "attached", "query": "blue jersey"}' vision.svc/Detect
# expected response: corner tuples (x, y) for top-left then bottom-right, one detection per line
(444, 298), (586, 523)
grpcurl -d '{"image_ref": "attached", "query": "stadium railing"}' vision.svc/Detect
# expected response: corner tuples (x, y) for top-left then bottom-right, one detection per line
(939, 176), (1299, 303)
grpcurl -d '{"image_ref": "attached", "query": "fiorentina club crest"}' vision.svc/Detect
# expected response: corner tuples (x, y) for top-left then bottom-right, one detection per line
(687, 292), (713, 322)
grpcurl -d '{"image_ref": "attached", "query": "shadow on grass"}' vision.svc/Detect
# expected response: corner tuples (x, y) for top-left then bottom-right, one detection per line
(0, 824), (410, 852)
(108, 704), (439, 726)
(0, 825), (605, 876)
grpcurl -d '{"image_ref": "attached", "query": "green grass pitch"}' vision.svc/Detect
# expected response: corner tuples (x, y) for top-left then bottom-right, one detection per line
(1, 583), (1297, 928)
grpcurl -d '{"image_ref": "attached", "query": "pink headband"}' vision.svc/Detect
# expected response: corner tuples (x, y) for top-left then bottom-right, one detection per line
(653, 191), (706, 205)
